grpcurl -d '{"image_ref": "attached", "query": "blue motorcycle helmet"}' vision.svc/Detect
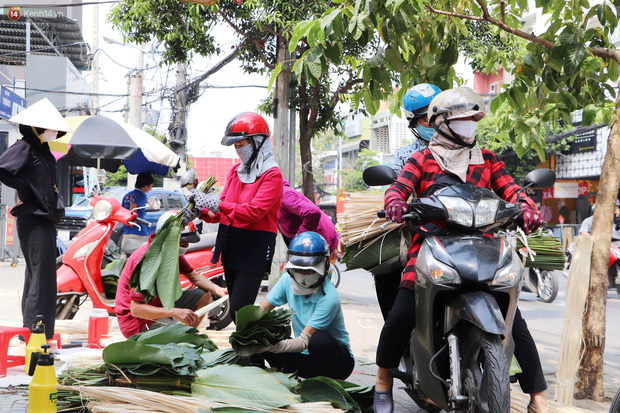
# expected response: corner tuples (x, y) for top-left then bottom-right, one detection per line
(403, 83), (442, 142)
(285, 231), (330, 292)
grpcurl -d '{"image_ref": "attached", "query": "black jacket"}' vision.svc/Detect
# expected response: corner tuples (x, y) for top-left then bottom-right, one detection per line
(0, 126), (62, 224)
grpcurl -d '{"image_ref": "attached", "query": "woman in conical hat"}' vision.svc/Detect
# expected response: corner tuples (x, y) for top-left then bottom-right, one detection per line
(0, 98), (71, 340)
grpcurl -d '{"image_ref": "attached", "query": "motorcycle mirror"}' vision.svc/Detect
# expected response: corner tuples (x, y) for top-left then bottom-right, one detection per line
(523, 169), (556, 190)
(363, 165), (398, 186)
(146, 196), (162, 211)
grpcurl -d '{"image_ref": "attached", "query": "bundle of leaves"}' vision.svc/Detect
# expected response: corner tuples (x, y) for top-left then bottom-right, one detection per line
(130, 176), (217, 308)
(229, 305), (294, 356)
(102, 325), (217, 377)
(101, 257), (126, 299)
(299, 376), (374, 413)
(191, 364), (301, 410)
(200, 348), (242, 368)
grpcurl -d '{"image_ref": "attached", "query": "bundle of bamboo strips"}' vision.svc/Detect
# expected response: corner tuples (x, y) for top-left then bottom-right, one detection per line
(59, 385), (343, 412)
(338, 193), (402, 245)
(555, 235), (593, 405)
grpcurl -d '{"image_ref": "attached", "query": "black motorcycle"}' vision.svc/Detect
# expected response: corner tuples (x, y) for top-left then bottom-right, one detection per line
(363, 166), (556, 413)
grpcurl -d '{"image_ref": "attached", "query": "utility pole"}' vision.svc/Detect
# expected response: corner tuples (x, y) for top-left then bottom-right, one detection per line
(90, 3), (99, 114)
(168, 62), (188, 167)
(272, 36), (290, 179)
(128, 44), (144, 128)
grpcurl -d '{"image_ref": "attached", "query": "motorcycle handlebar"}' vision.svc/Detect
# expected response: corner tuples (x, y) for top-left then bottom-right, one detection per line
(134, 217), (152, 227)
(377, 210), (386, 218)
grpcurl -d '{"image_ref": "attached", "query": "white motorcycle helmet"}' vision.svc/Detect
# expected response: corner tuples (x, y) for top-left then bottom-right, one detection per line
(156, 210), (201, 243)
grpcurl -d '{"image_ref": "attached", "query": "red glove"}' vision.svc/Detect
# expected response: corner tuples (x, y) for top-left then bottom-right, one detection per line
(519, 202), (542, 234)
(385, 199), (408, 223)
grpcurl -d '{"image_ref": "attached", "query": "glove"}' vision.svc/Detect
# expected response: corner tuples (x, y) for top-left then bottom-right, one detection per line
(193, 188), (220, 213)
(519, 202), (542, 235)
(181, 207), (203, 227)
(253, 331), (311, 354)
(385, 199), (408, 223)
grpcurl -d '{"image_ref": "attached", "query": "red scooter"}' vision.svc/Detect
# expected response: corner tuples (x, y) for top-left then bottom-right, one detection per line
(56, 195), (232, 329)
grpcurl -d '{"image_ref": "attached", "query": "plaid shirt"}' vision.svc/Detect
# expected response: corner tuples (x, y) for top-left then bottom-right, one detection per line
(385, 148), (536, 290)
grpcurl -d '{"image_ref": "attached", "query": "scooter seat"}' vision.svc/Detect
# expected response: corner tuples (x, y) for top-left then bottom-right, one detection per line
(187, 232), (217, 253)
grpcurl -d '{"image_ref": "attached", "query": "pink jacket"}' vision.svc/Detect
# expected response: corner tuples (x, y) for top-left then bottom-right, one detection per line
(278, 180), (339, 253)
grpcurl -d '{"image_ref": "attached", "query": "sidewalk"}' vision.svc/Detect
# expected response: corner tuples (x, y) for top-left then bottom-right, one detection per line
(0, 261), (613, 412)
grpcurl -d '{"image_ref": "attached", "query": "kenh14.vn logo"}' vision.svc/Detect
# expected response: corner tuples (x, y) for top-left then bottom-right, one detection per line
(8, 7), (21, 21)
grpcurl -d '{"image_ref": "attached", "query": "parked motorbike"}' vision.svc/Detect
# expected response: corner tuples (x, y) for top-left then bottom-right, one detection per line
(56, 195), (232, 330)
(363, 165), (556, 412)
(566, 239), (620, 297)
(521, 267), (559, 303)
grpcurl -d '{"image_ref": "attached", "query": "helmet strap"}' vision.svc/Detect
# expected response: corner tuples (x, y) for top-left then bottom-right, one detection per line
(429, 117), (476, 148)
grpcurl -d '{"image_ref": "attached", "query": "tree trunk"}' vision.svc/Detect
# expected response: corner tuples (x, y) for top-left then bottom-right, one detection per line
(574, 81), (620, 401)
(272, 34), (291, 179)
(297, 76), (315, 202)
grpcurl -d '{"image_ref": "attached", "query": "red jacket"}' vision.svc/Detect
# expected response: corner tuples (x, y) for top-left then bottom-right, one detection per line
(205, 165), (283, 273)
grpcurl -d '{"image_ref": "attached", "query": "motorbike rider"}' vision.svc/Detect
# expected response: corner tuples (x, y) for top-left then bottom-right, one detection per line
(579, 199), (620, 239)
(374, 87), (549, 413)
(115, 211), (228, 338)
(249, 232), (355, 380)
(376, 84), (443, 322)
(179, 169), (199, 197)
(190, 112), (283, 323)
(121, 172), (155, 256)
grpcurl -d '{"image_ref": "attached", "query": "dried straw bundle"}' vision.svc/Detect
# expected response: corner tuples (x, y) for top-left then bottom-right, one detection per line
(555, 235), (592, 405)
(60, 385), (343, 412)
(338, 193), (402, 245)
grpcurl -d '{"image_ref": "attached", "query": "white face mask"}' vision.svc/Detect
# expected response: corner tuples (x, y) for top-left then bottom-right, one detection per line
(290, 270), (322, 296)
(449, 120), (477, 139)
(40, 129), (58, 143)
(235, 144), (254, 164)
(178, 247), (188, 256)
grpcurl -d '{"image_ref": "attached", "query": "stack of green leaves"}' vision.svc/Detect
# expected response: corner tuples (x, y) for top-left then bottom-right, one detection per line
(129, 175), (217, 308)
(102, 325), (217, 377)
(299, 376), (374, 412)
(229, 305), (294, 356)
(515, 228), (567, 270)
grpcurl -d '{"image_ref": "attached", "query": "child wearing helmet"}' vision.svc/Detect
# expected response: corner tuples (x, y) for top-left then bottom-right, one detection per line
(192, 112), (283, 323)
(115, 211), (228, 338)
(249, 232), (354, 380)
(375, 87), (548, 413)
(391, 83), (442, 175)
(0, 98), (72, 340)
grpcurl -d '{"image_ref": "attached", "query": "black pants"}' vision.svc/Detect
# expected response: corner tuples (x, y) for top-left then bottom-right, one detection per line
(376, 287), (547, 394)
(373, 268), (402, 321)
(224, 268), (264, 323)
(264, 330), (355, 380)
(17, 221), (57, 340)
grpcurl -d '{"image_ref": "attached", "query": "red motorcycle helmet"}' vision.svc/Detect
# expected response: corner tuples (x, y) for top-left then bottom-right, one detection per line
(221, 112), (270, 146)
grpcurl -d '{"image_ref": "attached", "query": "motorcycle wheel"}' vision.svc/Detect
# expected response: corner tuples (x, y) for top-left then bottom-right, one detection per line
(610, 387), (620, 413)
(56, 293), (82, 320)
(329, 263), (341, 289)
(460, 329), (510, 413)
(207, 293), (232, 330)
(536, 270), (559, 303)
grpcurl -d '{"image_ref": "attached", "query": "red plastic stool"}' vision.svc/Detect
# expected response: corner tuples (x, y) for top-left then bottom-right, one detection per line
(47, 333), (61, 349)
(0, 326), (31, 377)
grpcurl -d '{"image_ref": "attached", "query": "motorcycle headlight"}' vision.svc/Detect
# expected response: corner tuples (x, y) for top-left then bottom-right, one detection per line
(475, 198), (500, 227)
(92, 200), (113, 222)
(416, 244), (461, 285)
(491, 250), (523, 288)
(438, 196), (473, 227)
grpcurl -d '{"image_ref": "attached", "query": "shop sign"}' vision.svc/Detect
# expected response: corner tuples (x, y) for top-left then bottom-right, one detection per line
(567, 129), (597, 153)
(577, 182), (589, 196)
(554, 182), (579, 198)
(0, 86), (26, 120)
(542, 187), (554, 200)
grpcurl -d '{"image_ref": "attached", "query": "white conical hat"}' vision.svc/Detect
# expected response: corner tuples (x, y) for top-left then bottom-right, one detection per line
(9, 98), (72, 132)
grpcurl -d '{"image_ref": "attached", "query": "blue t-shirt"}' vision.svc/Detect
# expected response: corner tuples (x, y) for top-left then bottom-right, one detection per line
(122, 188), (148, 235)
(266, 272), (353, 357)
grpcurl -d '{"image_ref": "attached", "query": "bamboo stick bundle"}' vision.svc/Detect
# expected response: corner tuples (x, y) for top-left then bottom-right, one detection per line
(338, 193), (402, 245)
(555, 235), (593, 405)
(59, 385), (344, 412)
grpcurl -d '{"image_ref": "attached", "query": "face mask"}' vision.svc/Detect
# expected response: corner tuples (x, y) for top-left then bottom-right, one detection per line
(235, 144), (254, 164)
(449, 120), (477, 139)
(290, 270), (322, 295)
(40, 129), (58, 143)
(178, 247), (188, 256)
(416, 125), (435, 142)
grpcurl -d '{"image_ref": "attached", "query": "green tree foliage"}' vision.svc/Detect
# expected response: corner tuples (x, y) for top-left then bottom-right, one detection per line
(341, 148), (379, 192)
